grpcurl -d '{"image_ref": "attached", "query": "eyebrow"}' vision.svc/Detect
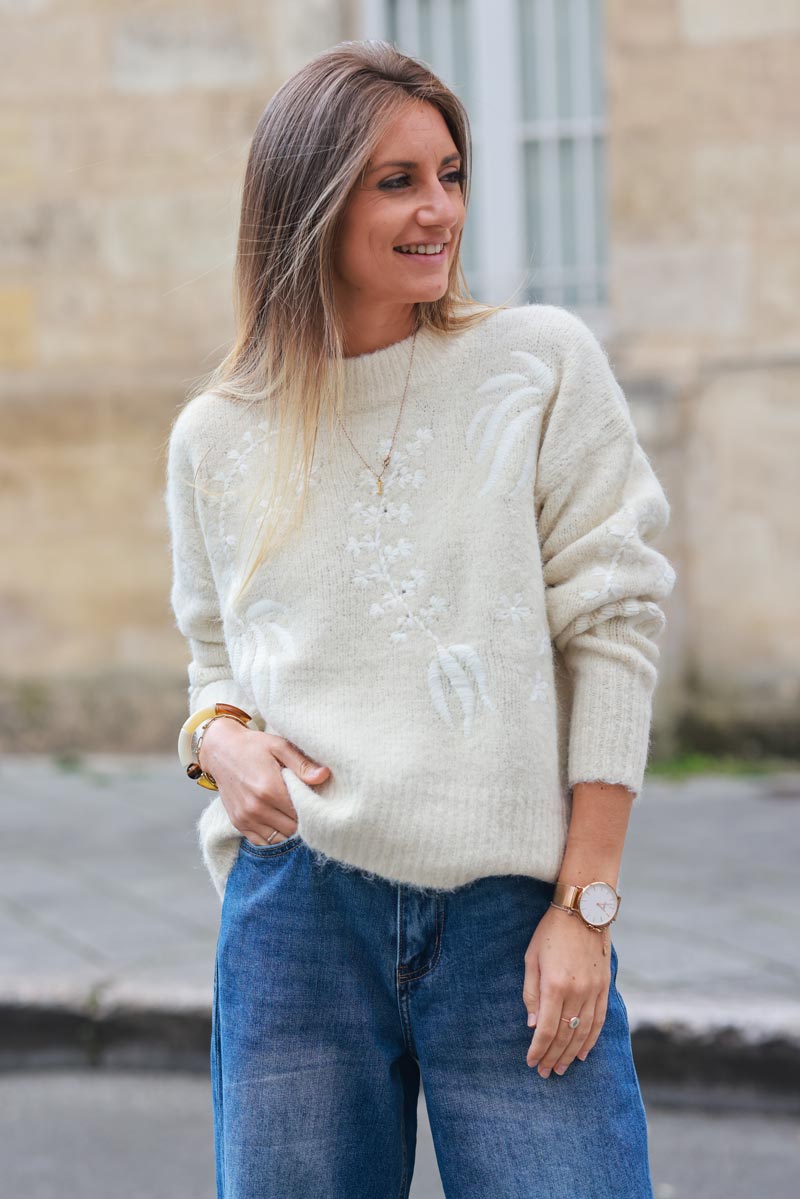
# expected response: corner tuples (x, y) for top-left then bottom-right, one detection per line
(366, 152), (462, 174)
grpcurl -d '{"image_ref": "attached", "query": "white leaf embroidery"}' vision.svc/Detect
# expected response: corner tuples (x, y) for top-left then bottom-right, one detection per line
(427, 644), (497, 737)
(466, 350), (554, 497)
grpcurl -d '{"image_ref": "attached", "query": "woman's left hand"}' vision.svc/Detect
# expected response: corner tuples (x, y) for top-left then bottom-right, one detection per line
(522, 905), (611, 1077)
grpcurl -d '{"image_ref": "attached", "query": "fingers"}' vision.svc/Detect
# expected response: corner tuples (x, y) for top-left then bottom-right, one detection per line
(234, 734), (331, 845)
(526, 988), (588, 1077)
(572, 992), (608, 1064)
(525, 978), (609, 1078)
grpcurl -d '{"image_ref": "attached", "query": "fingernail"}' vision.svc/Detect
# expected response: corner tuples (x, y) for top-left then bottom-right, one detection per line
(527, 1012), (537, 1027)
(540, 1067), (551, 1078)
(555, 1066), (566, 1075)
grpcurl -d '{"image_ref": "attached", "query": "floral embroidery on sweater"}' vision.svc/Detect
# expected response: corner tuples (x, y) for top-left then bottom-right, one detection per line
(577, 501), (643, 603)
(207, 419), (321, 561)
(494, 596), (552, 704)
(572, 497), (677, 640)
(527, 628), (552, 703)
(347, 427), (495, 737)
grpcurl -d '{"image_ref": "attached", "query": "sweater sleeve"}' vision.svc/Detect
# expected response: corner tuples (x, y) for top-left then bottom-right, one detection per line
(164, 403), (262, 723)
(534, 313), (677, 799)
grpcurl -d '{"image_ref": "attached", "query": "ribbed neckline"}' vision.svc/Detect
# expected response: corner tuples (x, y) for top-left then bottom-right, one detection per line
(334, 323), (446, 416)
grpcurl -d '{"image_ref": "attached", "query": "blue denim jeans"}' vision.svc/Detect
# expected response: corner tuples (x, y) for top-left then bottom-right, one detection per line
(211, 833), (654, 1198)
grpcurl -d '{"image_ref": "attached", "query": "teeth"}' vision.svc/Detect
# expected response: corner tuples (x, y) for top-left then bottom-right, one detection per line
(396, 243), (444, 255)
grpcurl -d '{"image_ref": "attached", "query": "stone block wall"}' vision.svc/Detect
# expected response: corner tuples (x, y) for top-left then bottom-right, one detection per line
(1, 1), (349, 751)
(605, 0), (800, 755)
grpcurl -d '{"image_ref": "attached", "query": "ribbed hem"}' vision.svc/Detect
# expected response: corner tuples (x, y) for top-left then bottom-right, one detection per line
(566, 654), (656, 800)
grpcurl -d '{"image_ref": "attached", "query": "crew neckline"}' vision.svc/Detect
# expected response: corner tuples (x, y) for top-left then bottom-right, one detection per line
(334, 323), (447, 415)
(340, 323), (420, 363)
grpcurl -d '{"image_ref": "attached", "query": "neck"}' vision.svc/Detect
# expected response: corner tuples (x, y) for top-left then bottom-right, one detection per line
(338, 300), (419, 359)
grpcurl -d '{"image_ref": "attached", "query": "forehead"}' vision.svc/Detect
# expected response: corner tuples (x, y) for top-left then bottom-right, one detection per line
(367, 102), (458, 166)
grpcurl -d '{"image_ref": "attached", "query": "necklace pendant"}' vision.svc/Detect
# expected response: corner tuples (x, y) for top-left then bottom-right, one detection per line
(376, 477), (383, 496)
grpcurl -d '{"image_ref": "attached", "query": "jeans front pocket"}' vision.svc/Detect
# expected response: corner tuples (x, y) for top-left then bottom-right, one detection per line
(239, 830), (304, 859)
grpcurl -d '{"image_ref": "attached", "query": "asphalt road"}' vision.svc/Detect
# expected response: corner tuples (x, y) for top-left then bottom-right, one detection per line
(3, 1070), (798, 1198)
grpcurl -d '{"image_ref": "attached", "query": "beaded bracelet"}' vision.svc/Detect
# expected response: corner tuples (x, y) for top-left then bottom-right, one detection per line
(178, 702), (255, 790)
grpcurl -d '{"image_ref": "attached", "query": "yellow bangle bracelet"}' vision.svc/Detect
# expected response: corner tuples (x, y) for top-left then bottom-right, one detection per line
(178, 706), (219, 770)
(178, 702), (255, 790)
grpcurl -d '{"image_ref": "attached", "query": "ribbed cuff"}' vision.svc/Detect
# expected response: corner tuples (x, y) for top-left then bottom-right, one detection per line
(566, 654), (655, 799)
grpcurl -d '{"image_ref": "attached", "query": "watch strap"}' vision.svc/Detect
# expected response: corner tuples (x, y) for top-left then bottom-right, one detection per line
(552, 882), (582, 911)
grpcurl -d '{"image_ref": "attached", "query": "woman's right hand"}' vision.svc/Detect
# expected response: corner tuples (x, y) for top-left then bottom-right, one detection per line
(198, 718), (331, 844)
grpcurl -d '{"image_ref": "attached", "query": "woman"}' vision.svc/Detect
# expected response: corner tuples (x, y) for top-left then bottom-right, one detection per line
(165, 39), (675, 1199)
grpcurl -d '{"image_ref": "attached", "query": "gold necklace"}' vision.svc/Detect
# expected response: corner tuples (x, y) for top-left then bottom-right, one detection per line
(335, 329), (418, 496)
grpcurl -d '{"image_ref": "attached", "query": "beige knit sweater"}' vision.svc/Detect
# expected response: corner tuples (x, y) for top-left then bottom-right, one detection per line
(164, 304), (676, 901)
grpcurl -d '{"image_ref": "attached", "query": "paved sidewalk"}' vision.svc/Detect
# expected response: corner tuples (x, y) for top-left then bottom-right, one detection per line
(2, 755), (799, 1091)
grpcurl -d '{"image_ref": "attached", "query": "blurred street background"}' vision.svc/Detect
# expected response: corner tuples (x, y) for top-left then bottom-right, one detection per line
(2, 1), (799, 1196)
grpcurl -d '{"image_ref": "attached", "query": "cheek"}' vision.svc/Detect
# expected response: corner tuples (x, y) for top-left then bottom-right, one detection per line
(340, 204), (392, 259)
(355, 222), (399, 268)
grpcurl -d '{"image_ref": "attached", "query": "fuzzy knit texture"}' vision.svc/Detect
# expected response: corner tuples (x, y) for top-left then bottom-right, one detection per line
(164, 303), (677, 902)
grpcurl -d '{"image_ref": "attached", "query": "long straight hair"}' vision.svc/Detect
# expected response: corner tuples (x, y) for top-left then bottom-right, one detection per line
(184, 39), (513, 608)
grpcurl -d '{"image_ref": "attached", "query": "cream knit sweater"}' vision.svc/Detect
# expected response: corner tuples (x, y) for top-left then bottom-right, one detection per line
(164, 303), (676, 901)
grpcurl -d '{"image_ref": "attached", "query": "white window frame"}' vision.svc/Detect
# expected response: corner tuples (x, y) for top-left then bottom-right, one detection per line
(359, 0), (608, 330)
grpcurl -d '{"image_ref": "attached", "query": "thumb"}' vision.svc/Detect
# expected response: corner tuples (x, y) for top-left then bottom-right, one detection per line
(278, 739), (331, 783)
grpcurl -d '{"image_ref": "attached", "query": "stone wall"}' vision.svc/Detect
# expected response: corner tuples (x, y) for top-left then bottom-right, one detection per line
(605, 0), (800, 755)
(1, 1), (350, 751)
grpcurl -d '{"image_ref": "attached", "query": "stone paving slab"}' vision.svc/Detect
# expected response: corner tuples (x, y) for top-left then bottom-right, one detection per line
(2, 755), (799, 1088)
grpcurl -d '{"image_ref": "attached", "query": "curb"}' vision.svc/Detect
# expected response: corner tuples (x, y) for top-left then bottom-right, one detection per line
(2, 988), (799, 1093)
(625, 996), (800, 1097)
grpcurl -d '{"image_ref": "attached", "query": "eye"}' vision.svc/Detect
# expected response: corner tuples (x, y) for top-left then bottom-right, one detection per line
(378, 169), (465, 191)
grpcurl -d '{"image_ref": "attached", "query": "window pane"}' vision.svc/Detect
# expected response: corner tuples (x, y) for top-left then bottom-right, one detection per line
(418, 0), (434, 62)
(589, 0), (605, 117)
(561, 138), (580, 304)
(592, 131), (607, 270)
(451, 0), (473, 111)
(387, 0), (399, 45)
(517, 0), (538, 121)
(523, 141), (542, 289)
(559, 137), (576, 271)
(555, 0), (574, 120)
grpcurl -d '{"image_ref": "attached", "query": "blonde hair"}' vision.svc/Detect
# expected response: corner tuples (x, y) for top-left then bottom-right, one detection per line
(183, 39), (518, 608)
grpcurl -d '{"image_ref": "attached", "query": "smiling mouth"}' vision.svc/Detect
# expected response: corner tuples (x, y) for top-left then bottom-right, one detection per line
(393, 243), (448, 258)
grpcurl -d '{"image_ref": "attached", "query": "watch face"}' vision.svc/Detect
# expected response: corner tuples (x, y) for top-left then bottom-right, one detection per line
(578, 882), (618, 927)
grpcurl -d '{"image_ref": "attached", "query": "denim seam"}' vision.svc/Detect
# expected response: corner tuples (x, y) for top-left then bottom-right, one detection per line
(211, 955), (226, 1196)
(397, 1106), (409, 1199)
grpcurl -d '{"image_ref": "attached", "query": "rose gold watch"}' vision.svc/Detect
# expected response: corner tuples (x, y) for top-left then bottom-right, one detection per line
(551, 880), (621, 931)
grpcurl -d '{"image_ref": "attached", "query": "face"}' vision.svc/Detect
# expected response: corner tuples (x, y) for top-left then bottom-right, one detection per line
(333, 101), (466, 314)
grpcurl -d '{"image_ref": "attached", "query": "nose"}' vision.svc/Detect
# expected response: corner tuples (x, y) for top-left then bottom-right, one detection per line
(415, 175), (462, 230)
